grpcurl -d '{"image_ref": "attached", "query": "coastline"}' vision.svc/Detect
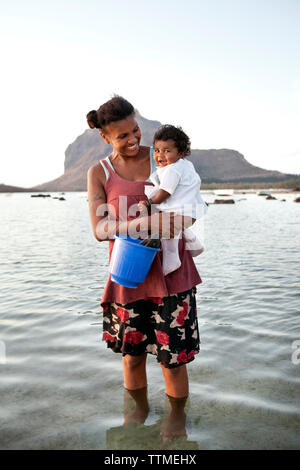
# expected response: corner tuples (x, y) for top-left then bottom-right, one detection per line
(200, 176), (300, 191)
(1, 179), (300, 194)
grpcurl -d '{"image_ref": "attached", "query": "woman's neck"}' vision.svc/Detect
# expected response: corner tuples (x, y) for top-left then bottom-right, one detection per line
(112, 147), (145, 163)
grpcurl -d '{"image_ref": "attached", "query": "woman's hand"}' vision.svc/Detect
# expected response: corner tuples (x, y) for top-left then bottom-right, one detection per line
(135, 212), (194, 239)
(138, 200), (150, 211)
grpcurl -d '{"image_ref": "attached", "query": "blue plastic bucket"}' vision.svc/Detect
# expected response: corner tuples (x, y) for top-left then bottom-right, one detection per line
(109, 235), (160, 288)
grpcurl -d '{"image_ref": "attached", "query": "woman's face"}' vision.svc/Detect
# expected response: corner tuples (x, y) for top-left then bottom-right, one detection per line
(100, 114), (141, 158)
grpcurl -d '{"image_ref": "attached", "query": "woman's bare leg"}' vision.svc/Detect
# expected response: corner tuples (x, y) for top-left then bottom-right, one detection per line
(160, 363), (189, 398)
(122, 353), (148, 390)
(122, 353), (149, 426)
(160, 363), (188, 440)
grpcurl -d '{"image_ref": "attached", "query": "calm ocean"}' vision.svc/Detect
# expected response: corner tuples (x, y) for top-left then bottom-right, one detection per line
(0, 191), (299, 450)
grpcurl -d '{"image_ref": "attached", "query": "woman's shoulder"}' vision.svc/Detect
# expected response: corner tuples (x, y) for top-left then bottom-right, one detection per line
(87, 160), (107, 186)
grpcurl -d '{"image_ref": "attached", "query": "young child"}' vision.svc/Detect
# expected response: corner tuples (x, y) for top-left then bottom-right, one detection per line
(139, 124), (207, 276)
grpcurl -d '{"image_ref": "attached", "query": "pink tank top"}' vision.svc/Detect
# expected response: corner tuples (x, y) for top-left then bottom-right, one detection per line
(100, 151), (202, 306)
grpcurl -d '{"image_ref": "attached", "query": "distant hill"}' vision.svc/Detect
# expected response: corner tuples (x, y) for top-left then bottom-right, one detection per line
(26, 110), (297, 191)
(187, 149), (294, 183)
(0, 183), (43, 193)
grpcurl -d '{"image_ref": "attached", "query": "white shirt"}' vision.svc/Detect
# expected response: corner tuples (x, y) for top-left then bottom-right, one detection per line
(144, 158), (207, 219)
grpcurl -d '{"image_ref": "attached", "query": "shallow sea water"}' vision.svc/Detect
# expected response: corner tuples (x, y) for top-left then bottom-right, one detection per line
(0, 191), (300, 450)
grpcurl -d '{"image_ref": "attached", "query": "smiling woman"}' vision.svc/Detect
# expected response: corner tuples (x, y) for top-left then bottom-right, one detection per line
(87, 97), (141, 156)
(86, 95), (202, 436)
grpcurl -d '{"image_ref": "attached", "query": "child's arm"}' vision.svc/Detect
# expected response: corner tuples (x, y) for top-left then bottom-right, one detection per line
(138, 188), (170, 210)
(149, 188), (170, 204)
(140, 164), (181, 208)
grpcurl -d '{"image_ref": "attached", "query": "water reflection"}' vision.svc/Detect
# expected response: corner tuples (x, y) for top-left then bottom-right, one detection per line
(123, 387), (150, 426)
(106, 389), (199, 450)
(161, 394), (188, 443)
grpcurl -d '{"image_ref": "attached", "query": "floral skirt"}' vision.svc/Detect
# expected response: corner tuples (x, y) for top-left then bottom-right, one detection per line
(101, 287), (200, 369)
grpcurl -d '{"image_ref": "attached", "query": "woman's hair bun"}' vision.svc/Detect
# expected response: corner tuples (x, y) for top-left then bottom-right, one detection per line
(86, 96), (134, 132)
(86, 110), (99, 129)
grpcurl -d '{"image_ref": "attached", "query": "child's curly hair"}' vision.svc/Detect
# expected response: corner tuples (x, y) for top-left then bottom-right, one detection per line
(153, 124), (191, 156)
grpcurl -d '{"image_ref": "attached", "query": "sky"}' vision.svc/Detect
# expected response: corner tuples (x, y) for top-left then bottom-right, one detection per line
(0, 0), (299, 187)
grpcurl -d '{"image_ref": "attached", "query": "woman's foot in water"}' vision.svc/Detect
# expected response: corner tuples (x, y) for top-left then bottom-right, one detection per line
(160, 394), (188, 442)
(123, 386), (150, 426)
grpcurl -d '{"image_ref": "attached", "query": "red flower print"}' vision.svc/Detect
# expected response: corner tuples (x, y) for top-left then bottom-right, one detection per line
(177, 310), (186, 326)
(124, 330), (144, 345)
(177, 349), (188, 363)
(116, 307), (129, 323)
(102, 332), (115, 342)
(102, 303), (109, 313)
(187, 350), (196, 361)
(176, 302), (189, 326)
(182, 301), (189, 316)
(156, 330), (169, 346)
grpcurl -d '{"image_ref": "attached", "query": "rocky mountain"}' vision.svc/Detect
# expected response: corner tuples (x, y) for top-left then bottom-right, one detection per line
(33, 111), (296, 191)
(188, 149), (293, 183)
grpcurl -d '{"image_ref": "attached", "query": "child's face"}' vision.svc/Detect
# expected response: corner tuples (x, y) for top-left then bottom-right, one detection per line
(153, 139), (183, 167)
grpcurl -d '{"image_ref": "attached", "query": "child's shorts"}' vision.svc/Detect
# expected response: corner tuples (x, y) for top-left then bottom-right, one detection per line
(101, 287), (200, 369)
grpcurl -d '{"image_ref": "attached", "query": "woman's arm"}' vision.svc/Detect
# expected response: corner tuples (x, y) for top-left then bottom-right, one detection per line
(87, 164), (130, 242)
